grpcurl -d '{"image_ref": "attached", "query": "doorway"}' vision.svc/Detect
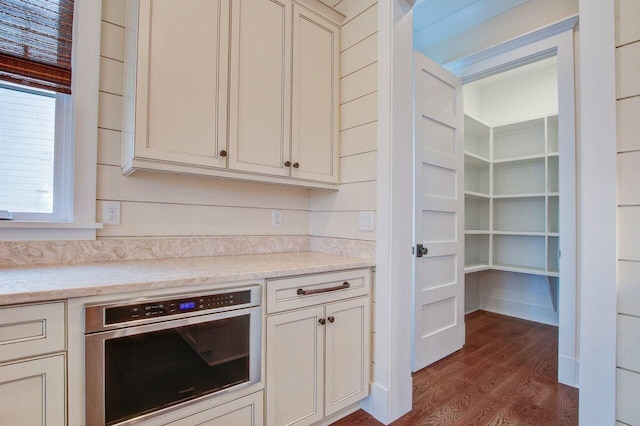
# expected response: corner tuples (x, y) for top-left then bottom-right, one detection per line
(412, 24), (578, 387)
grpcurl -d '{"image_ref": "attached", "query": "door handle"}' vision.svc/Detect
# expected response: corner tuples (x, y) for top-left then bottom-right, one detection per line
(416, 244), (428, 257)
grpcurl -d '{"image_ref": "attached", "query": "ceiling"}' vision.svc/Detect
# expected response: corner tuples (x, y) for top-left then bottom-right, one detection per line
(413, 0), (531, 54)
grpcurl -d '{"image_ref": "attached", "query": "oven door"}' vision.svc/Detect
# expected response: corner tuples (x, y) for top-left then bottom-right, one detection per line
(85, 306), (261, 426)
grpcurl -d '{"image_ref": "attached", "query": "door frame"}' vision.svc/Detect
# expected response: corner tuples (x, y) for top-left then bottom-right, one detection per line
(372, 0), (617, 424)
(444, 16), (578, 386)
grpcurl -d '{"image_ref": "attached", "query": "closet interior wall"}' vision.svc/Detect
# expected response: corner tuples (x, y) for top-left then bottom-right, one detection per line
(463, 58), (560, 326)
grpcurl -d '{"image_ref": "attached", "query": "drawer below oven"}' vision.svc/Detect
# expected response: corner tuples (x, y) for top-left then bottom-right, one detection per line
(266, 268), (370, 314)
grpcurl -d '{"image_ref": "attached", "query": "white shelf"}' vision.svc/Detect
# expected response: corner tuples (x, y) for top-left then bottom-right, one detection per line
(493, 231), (546, 236)
(493, 157), (545, 195)
(493, 153), (546, 164)
(465, 264), (490, 274)
(464, 113), (562, 280)
(493, 193), (545, 199)
(464, 151), (491, 164)
(493, 197), (545, 233)
(465, 191), (490, 199)
(492, 264), (550, 277)
(493, 117), (545, 160)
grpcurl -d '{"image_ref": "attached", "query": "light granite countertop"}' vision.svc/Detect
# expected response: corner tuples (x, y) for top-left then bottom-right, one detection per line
(0, 252), (374, 306)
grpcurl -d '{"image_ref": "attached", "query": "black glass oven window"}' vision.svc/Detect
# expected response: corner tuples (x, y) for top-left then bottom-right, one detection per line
(104, 315), (250, 425)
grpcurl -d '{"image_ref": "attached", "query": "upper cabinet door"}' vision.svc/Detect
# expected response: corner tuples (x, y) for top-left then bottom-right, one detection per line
(228, 0), (292, 177)
(134, 0), (230, 169)
(291, 4), (340, 184)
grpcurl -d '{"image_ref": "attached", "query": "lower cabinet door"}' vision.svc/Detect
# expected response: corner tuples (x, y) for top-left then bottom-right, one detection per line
(0, 354), (66, 426)
(165, 391), (263, 426)
(266, 306), (325, 426)
(324, 297), (370, 416)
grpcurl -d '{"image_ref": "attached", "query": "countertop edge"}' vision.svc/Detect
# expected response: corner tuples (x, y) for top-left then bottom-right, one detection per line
(0, 253), (375, 306)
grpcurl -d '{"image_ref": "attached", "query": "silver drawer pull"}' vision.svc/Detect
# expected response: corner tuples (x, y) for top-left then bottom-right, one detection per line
(297, 282), (350, 295)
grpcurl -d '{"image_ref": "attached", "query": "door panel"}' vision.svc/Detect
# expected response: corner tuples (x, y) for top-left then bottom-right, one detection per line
(229, 0), (291, 176)
(291, 4), (340, 183)
(324, 297), (370, 416)
(139, 0), (229, 168)
(266, 306), (324, 426)
(413, 52), (465, 372)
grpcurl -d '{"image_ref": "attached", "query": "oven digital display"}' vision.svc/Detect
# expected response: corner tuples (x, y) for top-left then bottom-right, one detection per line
(179, 301), (196, 310)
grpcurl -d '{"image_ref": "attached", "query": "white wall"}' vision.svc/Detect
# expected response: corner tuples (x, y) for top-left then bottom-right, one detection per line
(98, 1), (312, 239)
(477, 271), (558, 325)
(311, 0), (378, 244)
(465, 272), (480, 313)
(615, 0), (640, 424)
(464, 58), (558, 125)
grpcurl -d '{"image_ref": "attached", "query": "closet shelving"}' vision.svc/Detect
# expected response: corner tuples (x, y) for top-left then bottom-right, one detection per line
(464, 114), (560, 277)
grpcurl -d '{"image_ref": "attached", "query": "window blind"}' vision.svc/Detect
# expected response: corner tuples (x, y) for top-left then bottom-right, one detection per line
(0, 0), (74, 94)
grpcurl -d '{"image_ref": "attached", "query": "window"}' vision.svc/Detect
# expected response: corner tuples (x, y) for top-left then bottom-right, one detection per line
(0, 1), (101, 239)
(0, 0), (74, 221)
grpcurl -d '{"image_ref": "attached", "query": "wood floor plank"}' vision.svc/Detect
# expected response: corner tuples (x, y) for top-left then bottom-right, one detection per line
(330, 311), (579, 426)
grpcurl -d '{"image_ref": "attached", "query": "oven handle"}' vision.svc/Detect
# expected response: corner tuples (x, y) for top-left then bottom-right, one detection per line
(296, 281), (350, 295)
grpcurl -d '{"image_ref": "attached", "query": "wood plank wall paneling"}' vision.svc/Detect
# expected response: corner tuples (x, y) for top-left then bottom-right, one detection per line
(96, 1), (311, 239)
(616, 1), (640, 424)
(309, 1), (378, 244)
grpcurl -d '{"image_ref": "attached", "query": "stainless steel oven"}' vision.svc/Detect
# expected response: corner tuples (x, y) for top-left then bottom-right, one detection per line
(85, 285), (262, 426)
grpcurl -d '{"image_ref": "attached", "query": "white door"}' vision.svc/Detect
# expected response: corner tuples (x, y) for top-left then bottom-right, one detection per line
(413, 52), (465, 372)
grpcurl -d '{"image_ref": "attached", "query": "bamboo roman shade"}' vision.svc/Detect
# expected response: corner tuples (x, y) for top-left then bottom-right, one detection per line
(0, 0), (74, 94)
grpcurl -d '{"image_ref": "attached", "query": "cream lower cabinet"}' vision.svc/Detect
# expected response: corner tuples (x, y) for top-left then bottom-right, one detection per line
(0, 355), (66, 426)
(0, 302), (67, 425)
(266, 270), (371, 426)
(164, 391), (263, 426)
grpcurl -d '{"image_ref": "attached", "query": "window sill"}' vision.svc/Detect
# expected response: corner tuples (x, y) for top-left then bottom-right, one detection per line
(0, 222), (103, 241)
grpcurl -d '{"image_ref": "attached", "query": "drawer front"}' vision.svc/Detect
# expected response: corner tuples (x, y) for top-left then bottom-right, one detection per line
(165, 390), (263, 426)
(266, 269), (370, 314)
(0, 302), (65, 363)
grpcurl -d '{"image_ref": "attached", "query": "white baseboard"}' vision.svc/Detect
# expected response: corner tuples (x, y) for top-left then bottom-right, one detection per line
(479, 295), (559, 326)
(465, 296), (480, 314)
(558, 355), (579, 388)
(360, 382), (390, 424)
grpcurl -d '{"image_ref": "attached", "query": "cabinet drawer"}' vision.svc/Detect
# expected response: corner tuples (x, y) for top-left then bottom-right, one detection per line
(0, 302), (65, 363)
(266, 269), (370, 314)
(165, 390), (263, 426)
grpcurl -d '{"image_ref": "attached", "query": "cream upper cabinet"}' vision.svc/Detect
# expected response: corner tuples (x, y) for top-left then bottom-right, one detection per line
(229, 0), (341, 184)
(124, 0), (343, 189)
(124, 0), (230, 171)
(291, 4), (340, 184)
(228, 0), (292, 177)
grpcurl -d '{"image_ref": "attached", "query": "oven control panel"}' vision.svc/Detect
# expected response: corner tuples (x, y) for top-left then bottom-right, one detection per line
(104, 290), (252, 325)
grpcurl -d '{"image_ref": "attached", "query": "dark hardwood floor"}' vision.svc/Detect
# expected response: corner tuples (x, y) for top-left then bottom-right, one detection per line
(331, 310), (578, 426)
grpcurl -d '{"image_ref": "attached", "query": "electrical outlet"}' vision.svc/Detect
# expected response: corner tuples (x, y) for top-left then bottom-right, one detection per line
(358, 211), (374, 231)
(103, 201), (121, 225)
(272, 210), (282, 227)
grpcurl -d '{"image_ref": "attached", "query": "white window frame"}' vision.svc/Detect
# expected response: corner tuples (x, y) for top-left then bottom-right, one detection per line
(0, 1), (102, 240)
